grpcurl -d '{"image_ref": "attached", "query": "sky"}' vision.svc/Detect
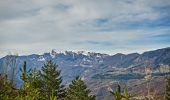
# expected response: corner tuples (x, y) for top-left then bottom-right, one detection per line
(0, 0), (170, 57)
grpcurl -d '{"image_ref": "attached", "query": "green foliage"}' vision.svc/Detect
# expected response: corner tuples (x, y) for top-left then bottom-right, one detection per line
(27, 68), (44, 90)
(50, 90), (57, 100)
(0, 55), (18, 99)
(166, 77), (170, 100)
(0, 74), (17, 100)
(122, 85), (133, 100)
(65, 76), (95, 100)
(0, 94), (14, 100)
(109, 84), (132, 100)
(20, 61), (28, 82)
(18, 82), (43, 100)
(109, 84), (123, 100)
(40, 60), (66, 99)
(0, 60), (98, 100)
(19, 61), (44, 100)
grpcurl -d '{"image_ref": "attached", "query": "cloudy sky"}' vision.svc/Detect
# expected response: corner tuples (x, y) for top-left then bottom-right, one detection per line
(0, 0), (170, 57)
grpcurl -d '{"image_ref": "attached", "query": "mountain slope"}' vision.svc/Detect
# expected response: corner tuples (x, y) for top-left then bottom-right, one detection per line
(0, 47), (170, 81)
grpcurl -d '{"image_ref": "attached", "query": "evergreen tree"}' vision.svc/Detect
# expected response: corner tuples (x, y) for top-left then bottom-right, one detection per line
(27, 68), (44, 89)
(109, 84), (123, 100)
(166, 77), (170, 100)
(20, 61), (28, 83)
(40, 60), (65, 99)
(65, 76), (95, 100)
(19, 61), (44, 100)
(109, 84), (132, 100)
(123, 85), (133, 100)
(0, 69), (17, 100)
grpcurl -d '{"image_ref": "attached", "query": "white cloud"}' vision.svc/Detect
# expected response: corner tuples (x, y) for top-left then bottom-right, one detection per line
(0, 0), (170, 57)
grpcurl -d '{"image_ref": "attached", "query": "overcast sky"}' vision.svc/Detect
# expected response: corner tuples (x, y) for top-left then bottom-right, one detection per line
(0, 0), (170, 57)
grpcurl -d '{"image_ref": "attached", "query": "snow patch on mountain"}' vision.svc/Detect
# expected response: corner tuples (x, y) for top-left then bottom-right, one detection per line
(38, 56), (45, 61)
(80, 64), (93, 67)
(50, 49), (57, 58)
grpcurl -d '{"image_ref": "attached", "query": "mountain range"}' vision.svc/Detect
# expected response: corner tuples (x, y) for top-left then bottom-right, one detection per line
(0, 47), (170, 99)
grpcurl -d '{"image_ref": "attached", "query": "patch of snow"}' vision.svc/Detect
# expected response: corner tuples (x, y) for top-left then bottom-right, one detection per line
(50, 53), (55, 58)
(82, 58), (87, 62)
(76, 51), (90, 56)
(96, 54), (101, 58)
(38, 56), (45, 61)
(82, 58), (91, 62)
(82, 51), (89, 56)
(50, 49), (57, 58)
(80, 64), (93, 67)
(63, 51), (67, 55)
(58, 51), (66, 55)
(84, 70), (89, 73)
(81, 76), (85, 80)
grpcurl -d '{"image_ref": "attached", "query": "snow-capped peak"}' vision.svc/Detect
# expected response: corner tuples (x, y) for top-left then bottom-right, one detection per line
(50, 49), (57, 58)
(76, 51), (91, 56)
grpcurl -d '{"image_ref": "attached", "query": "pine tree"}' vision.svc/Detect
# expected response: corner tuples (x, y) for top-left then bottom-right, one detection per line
(166, 77), (170, 100)
(19, 61), (44, 100)
(65, 76), (95, 100)
(40, 60), (65, 99)
(20, 61), (28, 83)
(27, 68), (43, 89)
(109, 84), (123, 100)
(109, 84), (132, 100)
(123, 85), (133, 100)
